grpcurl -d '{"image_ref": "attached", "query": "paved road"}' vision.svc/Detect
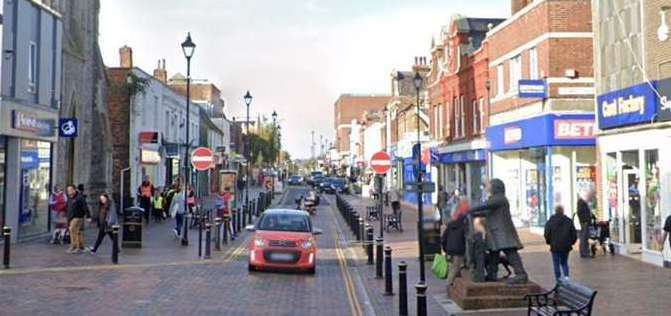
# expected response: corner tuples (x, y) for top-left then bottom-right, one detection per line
(0, 187), (366, 316)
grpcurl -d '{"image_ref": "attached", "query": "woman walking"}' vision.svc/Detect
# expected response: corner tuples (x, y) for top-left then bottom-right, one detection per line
(87, 193), (118, 254)
(544, 205), (577, 282)
(441, 198), (470, 288)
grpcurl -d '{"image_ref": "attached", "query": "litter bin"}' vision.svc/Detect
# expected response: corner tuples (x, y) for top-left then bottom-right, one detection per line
(422, 216), (442, 259)
(122, 206), (144, 248)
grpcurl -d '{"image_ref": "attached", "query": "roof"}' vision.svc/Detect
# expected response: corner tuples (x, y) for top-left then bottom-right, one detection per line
(453, 17), (505, 56)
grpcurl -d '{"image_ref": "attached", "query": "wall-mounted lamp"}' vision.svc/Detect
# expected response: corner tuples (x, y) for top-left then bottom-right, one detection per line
(659, 6), (670, 42)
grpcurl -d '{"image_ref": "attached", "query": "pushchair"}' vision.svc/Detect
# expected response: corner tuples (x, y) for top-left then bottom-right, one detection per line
(588, 219), (615, 256)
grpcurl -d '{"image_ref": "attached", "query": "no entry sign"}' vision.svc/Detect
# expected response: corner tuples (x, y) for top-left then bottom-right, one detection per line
(191, 147), (215, 171)
(370, 151), (392, 174)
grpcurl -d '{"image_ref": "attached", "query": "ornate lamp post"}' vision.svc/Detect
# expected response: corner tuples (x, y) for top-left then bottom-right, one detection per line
(180, 32), (195, 246)
(413, 71), (427, 316)
(244, 91), (253, 218)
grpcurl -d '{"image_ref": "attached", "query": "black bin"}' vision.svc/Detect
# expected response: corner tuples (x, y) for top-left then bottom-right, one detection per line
(422, 216), (442, 258)
(122, 206), (144, 248)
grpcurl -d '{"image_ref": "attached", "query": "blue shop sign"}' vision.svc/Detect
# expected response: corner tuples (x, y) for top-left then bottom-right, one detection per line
(11, 110), (56, 137)
(596, 82), (658, 129)
(486, 114), (595, 152)
(518, 80), (547, 99)
(657, 78), (671, 122)
(21, 151), (39, 170)
(164, 143), (180, 158)
(434, 149), (486, 164)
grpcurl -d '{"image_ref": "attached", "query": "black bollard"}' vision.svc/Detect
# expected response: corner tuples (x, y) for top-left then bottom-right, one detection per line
(416, 282), (428, 316)
(384, 246), (393, 296)
(242, 205), (247, 227)
(204, 223), (212, 259)
(366, 225), (374, 265)
(236, 208), (242, 234)
(398, 261), (408, 316)
(232, 210), (238, 236)
(214, 217), (222, 251)
(223, 216), (230, 244)
(111, 225), (120, 265)
(376, 237), (383, 279)
(247, 202), (253, 223)
(198, 212), (203, 258)
(358, 217), (364, 241)
(3, 226), (11, 269)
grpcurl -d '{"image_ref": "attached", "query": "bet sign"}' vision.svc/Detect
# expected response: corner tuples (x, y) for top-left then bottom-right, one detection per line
(554, 120), (595, 140)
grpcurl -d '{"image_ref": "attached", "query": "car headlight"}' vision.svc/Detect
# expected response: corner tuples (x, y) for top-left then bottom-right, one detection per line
(254, 238), (266, 248)
(302, 239), (315, 250)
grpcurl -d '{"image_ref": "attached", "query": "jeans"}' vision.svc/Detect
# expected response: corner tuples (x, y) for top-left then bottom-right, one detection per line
(68, 218), (84, 250)
(551, 251), (570, 281)
(92, 226), (113, 252)
(175, 213), (184, 233)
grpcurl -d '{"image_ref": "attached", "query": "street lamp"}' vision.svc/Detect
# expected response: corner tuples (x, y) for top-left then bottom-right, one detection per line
(180, 32), (195, 246)
(413, 71), (427, 315)
(244, 90), (253, 221)
(272, 111), (278, 166)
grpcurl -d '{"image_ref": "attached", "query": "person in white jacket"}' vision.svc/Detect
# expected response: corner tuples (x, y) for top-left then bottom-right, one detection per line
(169, 187), (187, 238)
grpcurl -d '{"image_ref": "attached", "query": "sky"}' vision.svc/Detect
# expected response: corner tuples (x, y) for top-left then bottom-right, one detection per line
(100, 0), (509, 159)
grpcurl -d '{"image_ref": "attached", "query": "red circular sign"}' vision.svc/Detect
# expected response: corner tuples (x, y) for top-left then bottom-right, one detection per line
(421, 149), (431, 166)
(191, 147), (215, 171)
(370, 151), (392, 174)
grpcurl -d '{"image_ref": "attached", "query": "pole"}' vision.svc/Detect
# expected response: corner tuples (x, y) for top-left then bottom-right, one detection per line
(3, 227), (11, 269)
(198, 211), (203, 257)
(377, 175), (384, 238)
(182, 57), (191, 247)
(399, 261), (408, 316)
(376, 237), (383, 279)
(214, 217), (222, 251)
(384, 246), (393, 296)
(111, 225), (120, 264)
(415, 84), (426, 283)
(416, 282), (428, 316)
(204, 223), (212, 259)
(245, 101), (250, 230)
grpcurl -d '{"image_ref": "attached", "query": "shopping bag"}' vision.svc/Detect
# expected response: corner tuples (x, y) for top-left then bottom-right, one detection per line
(431, 254), (449, 279)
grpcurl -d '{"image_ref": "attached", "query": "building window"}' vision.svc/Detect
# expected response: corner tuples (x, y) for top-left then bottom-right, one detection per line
(509, 55), (521, 92)
(459, 95), (465, 138)
(479, 98), (485, 133)
(472, 99), (479, 134)
(529, 47), (538, 79)
(438, 104), (444, 139)
(496, 64), (504, 97)
(28, 42), (37, 92)
(18, 140), (52, 238)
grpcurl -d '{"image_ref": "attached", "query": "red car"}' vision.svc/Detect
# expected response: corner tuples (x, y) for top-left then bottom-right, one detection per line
(247, 209), (322, 274)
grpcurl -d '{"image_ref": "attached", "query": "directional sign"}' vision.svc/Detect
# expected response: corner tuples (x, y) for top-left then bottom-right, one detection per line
(370, 151), (392, 174)
(404, 182), (436, 193)
(59, 118), (78, 138)
(191, 147), (215, 171)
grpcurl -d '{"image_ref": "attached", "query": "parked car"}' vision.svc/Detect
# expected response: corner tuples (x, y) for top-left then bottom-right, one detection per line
(247, 209), (322, 274)
(322, 177), (348, 194)
(312, 176), (326, 188)
(306, 171), (324, 185)
(288, 175), (304, 186)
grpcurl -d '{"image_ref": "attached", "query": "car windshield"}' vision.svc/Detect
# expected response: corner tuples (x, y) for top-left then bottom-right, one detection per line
(257, 213), (311, 233)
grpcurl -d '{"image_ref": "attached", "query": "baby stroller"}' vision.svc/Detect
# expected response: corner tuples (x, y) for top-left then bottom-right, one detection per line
(588, 219), (615, 256)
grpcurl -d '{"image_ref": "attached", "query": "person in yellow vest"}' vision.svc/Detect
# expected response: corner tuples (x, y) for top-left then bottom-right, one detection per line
(137, 176), (155, 224)
(153, 188), (165, 221)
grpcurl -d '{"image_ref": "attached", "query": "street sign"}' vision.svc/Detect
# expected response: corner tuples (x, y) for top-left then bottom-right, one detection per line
(404, 182), (436, 193)
(370, 151), (392, 174)
(58, 118), (78, 138)
(191, 147), (215, 171)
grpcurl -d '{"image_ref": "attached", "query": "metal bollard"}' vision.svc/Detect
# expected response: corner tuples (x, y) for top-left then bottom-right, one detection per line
(384, 246), (393, 296)
(236, 208), (242, 233)
(358, 217), (364, 241)
(416, 282), (428, 316)
(3, 226), (11, 269)
(375, 237), (383, 279)
(198, 213), (204, 258)
(182, 213), (190, 246)
(204, 223), (212, 259)
(111, 225), (120, 265)
(366, 225), (374, 265)
(214, 217), (222, 251)
(247, 203), (253, 223)
(242, 205), (247, 227)
(398, 261), (408, 315)
(223, 216), (230, 244)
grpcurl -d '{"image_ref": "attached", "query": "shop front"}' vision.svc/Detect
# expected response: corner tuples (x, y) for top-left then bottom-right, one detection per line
(596, 81), (671, 265)
(487, 114), (596, 230)
(432, 143), (488, 205)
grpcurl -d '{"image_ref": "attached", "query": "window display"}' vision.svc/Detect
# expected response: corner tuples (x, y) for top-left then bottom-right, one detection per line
(606, 153), (619, 243)
(644, 150), (662, 251)
(18, 140), (52, 238)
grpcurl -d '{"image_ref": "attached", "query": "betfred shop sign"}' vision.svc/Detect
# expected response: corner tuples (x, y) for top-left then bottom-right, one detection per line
(554, 120), (595, 140)
(191, 147), (215, 171)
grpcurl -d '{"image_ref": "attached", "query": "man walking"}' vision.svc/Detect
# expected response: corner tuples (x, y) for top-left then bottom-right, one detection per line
(577, 190), (594, 258)
(544, 205), (577, 282)
(138, 177), (155, 224)
(66, 184), (89, 253)
(469, 179), (529, 284)
(437, 185), (449, 225)
(388, 187), (401, 215)
(169, 186), (186, 238)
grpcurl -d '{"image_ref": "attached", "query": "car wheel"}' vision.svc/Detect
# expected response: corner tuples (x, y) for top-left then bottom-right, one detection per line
(307, 266), (316, 275)
(248, 264), (256, 272)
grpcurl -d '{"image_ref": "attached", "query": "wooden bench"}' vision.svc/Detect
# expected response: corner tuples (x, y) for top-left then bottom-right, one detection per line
(525, 280), (597, 316)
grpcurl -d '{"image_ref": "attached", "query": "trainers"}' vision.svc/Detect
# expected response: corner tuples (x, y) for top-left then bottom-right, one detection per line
(86, 247), (96, 254)
(173, 229), (180, 238)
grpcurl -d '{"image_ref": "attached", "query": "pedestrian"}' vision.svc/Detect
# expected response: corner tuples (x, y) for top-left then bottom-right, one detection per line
(152, 188), (165, 221)
(217, 187), (235, 240)
(544, 205), (577, 282)
(164, 184), (177, 219)
(469, 179), (529, 284)
(388, 187), (401, 216)
(138, 176), (155, 224)
(437, 185), (449, 225)
(66, 184), (89, 253)
(49, 186), (68, 244)
(441, 198), (469, 289)
(577, 190), (595, 258)
(662, 214), (671, 252)
(86, 193), (118, 254)
(169, 186), (186, 238)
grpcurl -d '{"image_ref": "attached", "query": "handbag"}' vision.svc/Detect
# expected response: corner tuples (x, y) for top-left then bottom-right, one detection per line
(431, 253), (450, 280)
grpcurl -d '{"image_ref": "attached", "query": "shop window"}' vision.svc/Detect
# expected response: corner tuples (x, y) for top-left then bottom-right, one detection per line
(644, 150), (662, 251)
(18, 140), (52, 238)
(605, 152), (619, 242)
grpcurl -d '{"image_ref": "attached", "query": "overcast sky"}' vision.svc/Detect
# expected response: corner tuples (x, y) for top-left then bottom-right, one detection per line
(100, 0), (508, 159)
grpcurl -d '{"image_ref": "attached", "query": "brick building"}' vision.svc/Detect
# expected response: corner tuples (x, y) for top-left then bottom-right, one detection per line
(428, 15), (504, 204)
(593, 0), (671, 266)
(484, 0), (597, 229)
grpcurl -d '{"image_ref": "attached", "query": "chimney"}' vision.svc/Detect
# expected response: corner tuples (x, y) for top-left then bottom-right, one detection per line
(511, 0), (530, 15)
(119, 46), (133, 68)
(153, 59), (167, 83)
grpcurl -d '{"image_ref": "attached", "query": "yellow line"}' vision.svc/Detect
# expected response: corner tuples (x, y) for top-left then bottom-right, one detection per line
(329, 204), (363, 316)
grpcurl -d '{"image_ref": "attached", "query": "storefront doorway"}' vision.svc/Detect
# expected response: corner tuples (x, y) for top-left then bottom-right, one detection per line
(622, 169), (642, 253)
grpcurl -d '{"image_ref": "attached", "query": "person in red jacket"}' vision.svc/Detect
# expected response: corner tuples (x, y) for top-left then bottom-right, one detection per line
(49, 186), (68, 244)
(138, 177), (154, 224)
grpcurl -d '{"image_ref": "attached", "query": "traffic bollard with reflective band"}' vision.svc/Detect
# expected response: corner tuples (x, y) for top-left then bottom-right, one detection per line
(376, 237), (383, 279)
(223, 216), (230, 244)
(111, 225), (120, 265)
(358, 217), (364, 241)
(384, 246), (393, 296)
(247, 203), (253, 223)
(198, 213), (204, 258)
(242, 205), (247, 227)
(204, 223), (212, 259)
(366, 226), (374, 265)
(416, 282), (428, 316)
(214, 217), (222, 251)
(3, 226), (11, 269)
(398, 261), (408, 316)
(181, 213), (190, 246)
(237, 208), (243, 233)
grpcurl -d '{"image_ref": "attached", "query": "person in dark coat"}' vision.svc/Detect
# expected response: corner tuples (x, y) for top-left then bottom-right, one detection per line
(469, 178), (528, 284)
(576, 190), (595, 258)
(544, 205), (577, 282)
(441, 199), (468, 286)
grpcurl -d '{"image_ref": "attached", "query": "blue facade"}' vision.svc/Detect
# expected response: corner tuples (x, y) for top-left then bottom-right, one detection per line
(596, 82), (658, 130)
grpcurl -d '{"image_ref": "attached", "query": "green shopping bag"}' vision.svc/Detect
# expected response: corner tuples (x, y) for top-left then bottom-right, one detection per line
(431, 254), (449, 280)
